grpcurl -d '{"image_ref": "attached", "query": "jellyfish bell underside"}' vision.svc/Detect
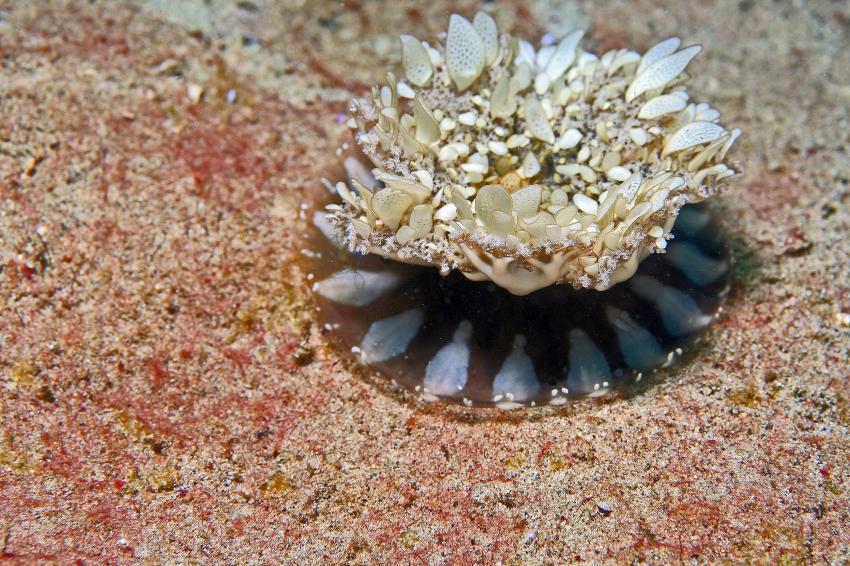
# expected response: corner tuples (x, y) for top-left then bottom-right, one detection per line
(309, 201), (731, 408)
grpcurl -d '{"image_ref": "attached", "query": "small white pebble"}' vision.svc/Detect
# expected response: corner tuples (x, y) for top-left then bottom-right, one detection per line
(488, 141), (508, 155)
(461, 162), (487, 174)
(558, 128), (582, 149)
(607, 166), (631, 182)
(397, 81), (415, 99)
(187, 83), (204, 104)
(648, 225), (664, 238)
(574, 193), (598, 215)
(438, 146), (459, 162)
(506, 134), (529, 149)
(555, 163), (580, 177)
(435, 203), (457, 222)
(449, 142), (470, 155)
(579, 165), (597, 183)
(440, 117), (456, 131)
(629, 127), (648, 146)
(380, 86), (392, 107)
(550, 189), (568, 206)
(458, 112), (477, 126)
(413, 169), (433, 189)
(453, 184), (476, 198)
(577, 145), (590, 162)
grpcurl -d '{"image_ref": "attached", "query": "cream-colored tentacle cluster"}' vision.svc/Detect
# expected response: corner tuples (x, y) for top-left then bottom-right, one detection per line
(325, 12), (740, 295)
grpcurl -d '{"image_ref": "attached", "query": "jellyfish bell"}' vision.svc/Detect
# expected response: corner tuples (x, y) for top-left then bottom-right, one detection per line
(309, 11), (740, 407)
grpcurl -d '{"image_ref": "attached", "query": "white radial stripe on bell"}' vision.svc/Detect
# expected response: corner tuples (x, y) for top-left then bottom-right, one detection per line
(666, 241), (728, 286)
(631, 275), (713, 337)
(491, 335), (540, 402)
(343, 156), (376, 189)
(360, 309), (424, 363)
(566, 328), (611, 394)
(605, 306), (664, 370)
(424, 320), (473, 396)
(312, 210), (342, 247)
(315, 269), (402, 307)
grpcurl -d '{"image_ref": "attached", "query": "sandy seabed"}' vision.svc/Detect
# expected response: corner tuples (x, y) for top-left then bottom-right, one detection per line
(1, 1), (848, 563)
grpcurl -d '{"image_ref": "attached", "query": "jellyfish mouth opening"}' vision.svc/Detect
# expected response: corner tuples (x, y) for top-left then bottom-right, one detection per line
(308, 191), (732, 408)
